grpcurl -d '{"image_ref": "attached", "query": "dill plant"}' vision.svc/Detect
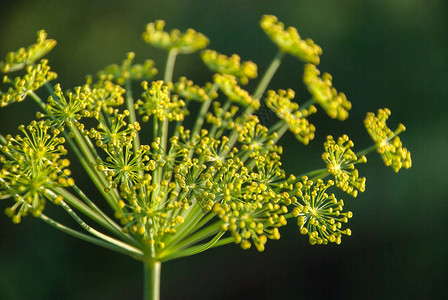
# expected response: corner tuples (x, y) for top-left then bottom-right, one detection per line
(0, 15), (411, 299)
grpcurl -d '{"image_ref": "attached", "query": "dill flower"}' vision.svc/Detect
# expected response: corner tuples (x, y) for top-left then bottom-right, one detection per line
(265, 89), (317, 144)
(98, 52), (158, 85)
(303, 64), (352, 120)
(143, 20), (209, 54)
(167, 77), (215, 103)
(260, 15), (322, 65)
(214, 74), (260, 110)
(364, 108), (412, 172)
(1, 60), (57, 107)
(201, 49), (258, 85)
(322, 135), (367, 197)
(292, 178), (352, 245)
(0, 30), (56, 73)
(0, 120), (73, 223)
(136, 80), (186, 122)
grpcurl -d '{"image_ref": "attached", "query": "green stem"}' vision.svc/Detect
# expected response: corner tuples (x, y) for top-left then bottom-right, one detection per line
(273, 123), (290, 143)
(54, 186), (139, 247)
(125, 79), (141, 155)
(356, 144), (378, 157)
(39, 213), (143, 261)
(164, 49), (178, 83)
(192, 98), (213, 137)
(166, 222), (222, 254)
(144, 260), (161, 300)
(57, 199), (143, 257)
(297, 168), (328, 179)
(301, 97), (315, 109)
(160, 232), (225, 262)
(252, 50), (285, 100)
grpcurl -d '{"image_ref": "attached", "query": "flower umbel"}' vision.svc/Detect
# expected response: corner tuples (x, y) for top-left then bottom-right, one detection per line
(303, 64), (351, 120)
(364, 108), (412, 172)
(0, 120), (73, 223)
(143, 20), (209, 54)
(0, 16), (412, 300)
(292, 178), (352, 245)
(260, 15), (322, 64)
(322, 135), (366, 197)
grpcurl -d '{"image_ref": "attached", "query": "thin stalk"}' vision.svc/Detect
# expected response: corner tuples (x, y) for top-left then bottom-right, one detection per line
(164, 49), (178, 83)
(144, 260), (161, 300)
(70, 125), (121, 211)
(252, 50), (285, 100)
(192, 98), (213, 137)
(160, 48), (178, 152)
(55, 186), (139, 247)
(125, 79), (141, 154)
(301, 97), (315, 109)
(160, 232), (225, 262)
(356, 144), (378, 157)
(166, 222), (222, 254)
(297, 168), (328, 179)
(57, 199), (143, 258)
(273, 123), (290, 143)
(39, 213), (144, 261)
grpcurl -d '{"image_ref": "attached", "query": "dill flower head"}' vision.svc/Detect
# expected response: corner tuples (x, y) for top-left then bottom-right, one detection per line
(265, 89), (317, 144)
(1, 60), (57, 107)
(364, 108), (412, 172)
(136, 80), (186, 122)
(0, 30), (56, 73)
(97, 52), (158, 85)
(201, 50), (258, 85)
(214, 74), (260, 110)
(167, 77), (215, 103)
(322, 135), (366, 197)
(143, 20), (209, 54)
(0, 120), (72, 223)
(292, 178), (352, 245)
(303, 64), (351, 120)
(260, 15), (322, 64)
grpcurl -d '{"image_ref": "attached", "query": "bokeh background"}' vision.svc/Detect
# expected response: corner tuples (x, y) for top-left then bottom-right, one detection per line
(0, 0), (447, 299)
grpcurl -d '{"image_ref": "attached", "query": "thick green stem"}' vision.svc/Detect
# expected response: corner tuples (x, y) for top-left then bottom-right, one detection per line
(252, 49), (285, 100)
(144, 260), (161, 300)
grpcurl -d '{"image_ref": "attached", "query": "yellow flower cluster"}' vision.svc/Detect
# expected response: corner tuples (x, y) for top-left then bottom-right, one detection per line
(136, 80), (186, 122)
(303, 64), (351, 120)
(44, 83), (90, 126)
(201, 50), (258, 85)
(88, 109), (140, 150)
(167, 77), (215, 103)
(292, 178), (352, 245)
(364, 108), (412, 172)
(1, 60), (57, 107)
(260, 15), (322, 64)
(205, 101), (239, 130)
(142, 20), (209, 54)
(97, 52), (158, 85)
(322, 135), (366, 197)
(85, 79), (126, 111)
(0, 30), (56, 73)
(265, 89), (317, 144)
(0, 120), (73, 223)
(214, 74), (260, 110)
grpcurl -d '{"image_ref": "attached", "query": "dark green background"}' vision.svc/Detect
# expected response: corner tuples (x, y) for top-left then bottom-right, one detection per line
(0, 0), (447, 299)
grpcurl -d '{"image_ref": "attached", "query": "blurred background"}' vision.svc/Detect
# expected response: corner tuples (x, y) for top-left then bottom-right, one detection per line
(0, 0), (447, 299)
